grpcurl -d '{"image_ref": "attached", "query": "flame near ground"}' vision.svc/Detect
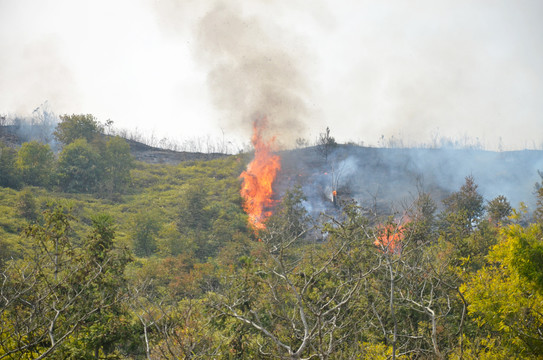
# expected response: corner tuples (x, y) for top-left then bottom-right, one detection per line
(239, 120), (281, 231)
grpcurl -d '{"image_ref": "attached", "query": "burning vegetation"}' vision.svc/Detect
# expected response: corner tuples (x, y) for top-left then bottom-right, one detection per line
(239, 119), (281, 230)
(374, 223), (406, 254)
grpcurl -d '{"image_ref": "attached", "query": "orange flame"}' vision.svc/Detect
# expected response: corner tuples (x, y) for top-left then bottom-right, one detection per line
(240, 119), (281, 230)
(374, 224), (405, 254)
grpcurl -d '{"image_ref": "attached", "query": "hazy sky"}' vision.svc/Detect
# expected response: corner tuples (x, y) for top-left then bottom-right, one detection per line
(1, 0), (542, 150)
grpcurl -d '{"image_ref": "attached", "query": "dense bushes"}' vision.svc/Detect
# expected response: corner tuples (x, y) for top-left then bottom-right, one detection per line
(1, 119), (542, 358)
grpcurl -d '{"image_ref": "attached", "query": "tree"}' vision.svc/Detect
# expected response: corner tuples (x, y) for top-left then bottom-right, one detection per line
(441, 176), (484, 237)
(133, 211), (162, 257)
(462, 223), (543, 358)
(207, 194), (377, 359)
(16, 141), (55, 187)
(15, 188), (39, 222)
(486, 195), (512, 226)
(56, 138), (103, 193)
(0, 141), (20, 188)
(534, 170), (543, 224)
(316, 126), (337, 162)
(439, 176), (485, 265)
(59, 213), (133, 358)
(102, 136), (134, 195)
(54, 114), (103, 146)
(0, 205), (131, 359)
(177, 184), (216, 260)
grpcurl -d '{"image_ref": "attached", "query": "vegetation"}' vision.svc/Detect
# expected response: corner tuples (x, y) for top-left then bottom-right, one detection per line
(1, 116), (542, 358)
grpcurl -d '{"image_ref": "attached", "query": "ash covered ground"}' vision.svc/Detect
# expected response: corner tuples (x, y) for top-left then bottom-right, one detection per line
(274, 145), (543, 217)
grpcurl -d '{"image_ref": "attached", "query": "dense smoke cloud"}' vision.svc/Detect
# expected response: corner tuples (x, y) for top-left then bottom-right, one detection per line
(192, 2), (314, 145)
(1, 0), (542, 149)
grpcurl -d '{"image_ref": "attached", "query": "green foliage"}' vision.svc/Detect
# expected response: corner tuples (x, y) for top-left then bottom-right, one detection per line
(6, 146), (543, 359)
(265, 185), (309, 239)
(102, 136), (133, 195)
(15, 187), (39, 222)
(0, 204), (133, 359)
(0, 141), (20, 188)
(54, 114), (103, 146)
(57, 138), (103, 193)
(132, 210), (162, 257)
(441, 175), (485, 239)
(16, 141), (54, 187)
(462, 223), (543, 357)
(407, 191), (437, 245)
(534, 170), (543, 224)
(509, 224), (543, 293)
(156, 221), (195, 257)
(486, 195), (512, 226)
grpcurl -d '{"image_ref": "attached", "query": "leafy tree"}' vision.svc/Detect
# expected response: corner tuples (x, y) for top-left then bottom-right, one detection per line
(534, 170), (543, 224)
(132, 210), (162, 257)
(59, 213), (133, 358)
(102, 136), (133, 195)
(177, 184), (216, 260)
(56, 139), (103, 193)
(441, 176), (484, 237)
(509, 224), (543, 293)
(407, 191), (437, 245)
(16, 141), (55, 187)
(15, 188), (38, 222)
(265, 185), (309, 239)
(156, 222), (195, 257)
(0, 205), (130, 359)
(439, 176), (485, 264)
(178, 185), (212, 232)
(486, 195), (512, 226)
(462, 223), (543, 357)
(0, 141), (20, 188)
(54, 114), (103, 146)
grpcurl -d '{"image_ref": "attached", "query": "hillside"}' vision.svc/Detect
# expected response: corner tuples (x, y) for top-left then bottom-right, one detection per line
(277, 145), (543, 215)
(3, 122), (542, 211)
(1, 123), (543, 358)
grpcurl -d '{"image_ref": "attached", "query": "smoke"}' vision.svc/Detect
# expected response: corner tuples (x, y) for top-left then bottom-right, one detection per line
(2, 101), (60, 149)
(314, 0), (543, 150)
(278, 145), (543, 219)
(192, 2), (314, 146)
(0, 35), (80, 115)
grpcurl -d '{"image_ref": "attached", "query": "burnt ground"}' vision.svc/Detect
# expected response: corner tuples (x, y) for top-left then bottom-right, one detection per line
(274, 145), (543, 216)
(123, 139), (228, 164)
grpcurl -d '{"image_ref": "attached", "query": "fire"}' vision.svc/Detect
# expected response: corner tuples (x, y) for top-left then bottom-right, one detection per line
(332, 190), (338, 206)
(240, 119), (281, 230)
(374, 223), (405, 254)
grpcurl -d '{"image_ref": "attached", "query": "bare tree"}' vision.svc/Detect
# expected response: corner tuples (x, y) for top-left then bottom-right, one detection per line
(316, 127), (337, 163)
(208, 195), (381, 359)
(0, 207), (130, 359)
(126, 275), (222, 359)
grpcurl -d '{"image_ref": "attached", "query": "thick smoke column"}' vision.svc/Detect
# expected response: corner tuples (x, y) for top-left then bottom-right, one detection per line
(194, 2), (311, 145)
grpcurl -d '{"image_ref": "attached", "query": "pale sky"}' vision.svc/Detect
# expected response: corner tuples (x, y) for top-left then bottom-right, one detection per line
(1, 0), (542, 150)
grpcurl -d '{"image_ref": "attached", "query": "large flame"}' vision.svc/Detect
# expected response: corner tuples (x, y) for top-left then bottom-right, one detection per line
(240, 119), (281, 230)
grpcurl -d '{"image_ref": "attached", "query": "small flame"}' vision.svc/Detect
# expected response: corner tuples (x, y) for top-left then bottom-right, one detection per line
(240, 119), (281, 230)
(374, 224), (405, 254)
